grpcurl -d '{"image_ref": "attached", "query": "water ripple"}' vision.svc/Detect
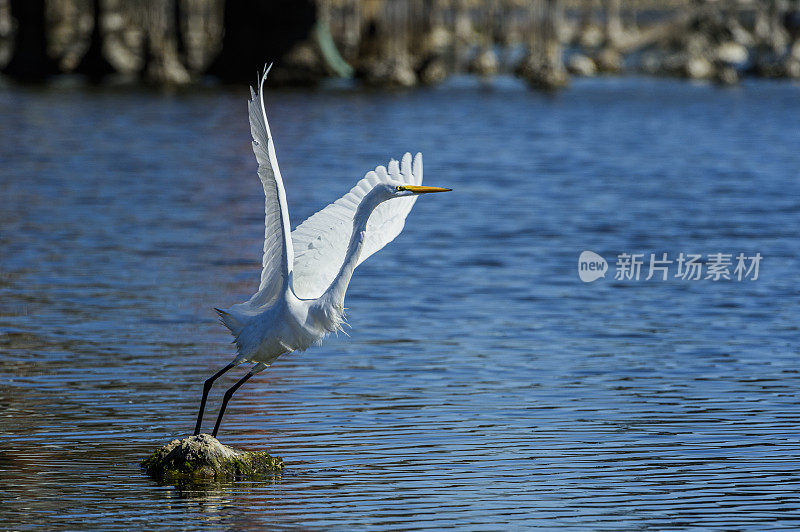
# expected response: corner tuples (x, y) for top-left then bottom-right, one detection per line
(1, 77), (800, 529)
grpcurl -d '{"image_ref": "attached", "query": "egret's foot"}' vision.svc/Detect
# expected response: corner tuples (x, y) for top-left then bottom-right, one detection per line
(142, 433), (283, 481)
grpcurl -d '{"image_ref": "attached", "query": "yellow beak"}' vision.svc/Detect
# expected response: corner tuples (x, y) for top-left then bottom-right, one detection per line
(401, 185), (452, 194)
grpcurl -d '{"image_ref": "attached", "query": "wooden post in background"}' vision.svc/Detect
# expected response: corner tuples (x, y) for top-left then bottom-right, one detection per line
(516, 0), (568, 90)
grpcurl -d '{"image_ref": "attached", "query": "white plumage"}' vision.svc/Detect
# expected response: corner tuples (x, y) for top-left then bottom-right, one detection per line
(292, 151), (423, 300)
(195, 65), (450, 438)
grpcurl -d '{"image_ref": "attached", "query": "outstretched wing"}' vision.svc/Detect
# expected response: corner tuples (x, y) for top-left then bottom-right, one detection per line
(291, 152), (423, 300)
(248, 65), (294, 306)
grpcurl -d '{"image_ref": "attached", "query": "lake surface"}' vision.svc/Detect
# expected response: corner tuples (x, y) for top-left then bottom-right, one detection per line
(1, 76), (799, 529)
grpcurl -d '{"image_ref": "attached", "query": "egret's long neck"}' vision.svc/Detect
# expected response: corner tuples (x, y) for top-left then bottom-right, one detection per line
(322, 192), (380, 307)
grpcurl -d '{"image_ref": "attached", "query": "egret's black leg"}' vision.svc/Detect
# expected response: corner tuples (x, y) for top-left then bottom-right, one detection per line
(194, 362), (236, 435)
(211, 367), (259, 438)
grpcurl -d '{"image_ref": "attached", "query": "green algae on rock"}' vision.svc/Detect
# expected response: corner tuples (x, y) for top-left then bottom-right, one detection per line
(142, 434), (283, 481)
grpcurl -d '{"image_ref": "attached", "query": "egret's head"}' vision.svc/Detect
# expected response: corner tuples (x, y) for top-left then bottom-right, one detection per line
(380, 182), (452, 200)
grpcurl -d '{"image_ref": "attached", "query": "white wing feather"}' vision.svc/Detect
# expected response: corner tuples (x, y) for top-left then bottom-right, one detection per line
(291, 152), (423, 300)
(249, 65), (294, 306)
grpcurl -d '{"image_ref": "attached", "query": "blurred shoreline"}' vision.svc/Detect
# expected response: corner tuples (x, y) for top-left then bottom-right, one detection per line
(1, 0), (799, 90)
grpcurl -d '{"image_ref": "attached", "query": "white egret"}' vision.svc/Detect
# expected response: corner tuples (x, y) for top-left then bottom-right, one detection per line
(194, 65), (451, 437)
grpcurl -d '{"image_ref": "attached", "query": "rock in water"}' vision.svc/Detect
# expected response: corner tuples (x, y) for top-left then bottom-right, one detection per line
(567, 53), (597, 77)
(142, 434), (283, 481)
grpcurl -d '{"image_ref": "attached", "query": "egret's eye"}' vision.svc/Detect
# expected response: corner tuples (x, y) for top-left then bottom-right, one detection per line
(396, 186), (403, 192)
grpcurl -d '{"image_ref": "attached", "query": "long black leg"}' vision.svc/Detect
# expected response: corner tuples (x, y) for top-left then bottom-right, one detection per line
(194, 362), (236, 435)
(211, 366), (260, 438)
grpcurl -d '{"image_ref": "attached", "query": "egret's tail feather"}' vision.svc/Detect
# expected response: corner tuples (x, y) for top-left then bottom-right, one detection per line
(214, 307), (246, 339)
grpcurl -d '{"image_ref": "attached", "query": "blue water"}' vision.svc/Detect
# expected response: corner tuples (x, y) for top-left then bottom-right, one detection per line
(1, 76), (799, 529)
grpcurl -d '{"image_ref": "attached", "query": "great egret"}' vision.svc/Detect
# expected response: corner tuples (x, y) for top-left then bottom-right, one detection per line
(194, 65), (451, 437)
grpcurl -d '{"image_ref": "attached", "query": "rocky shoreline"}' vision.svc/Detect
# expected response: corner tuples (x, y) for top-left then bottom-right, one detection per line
(1, 1), (798, 89)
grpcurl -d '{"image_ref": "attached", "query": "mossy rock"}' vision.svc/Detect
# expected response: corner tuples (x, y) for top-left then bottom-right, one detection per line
(142, 434), (283, 481)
